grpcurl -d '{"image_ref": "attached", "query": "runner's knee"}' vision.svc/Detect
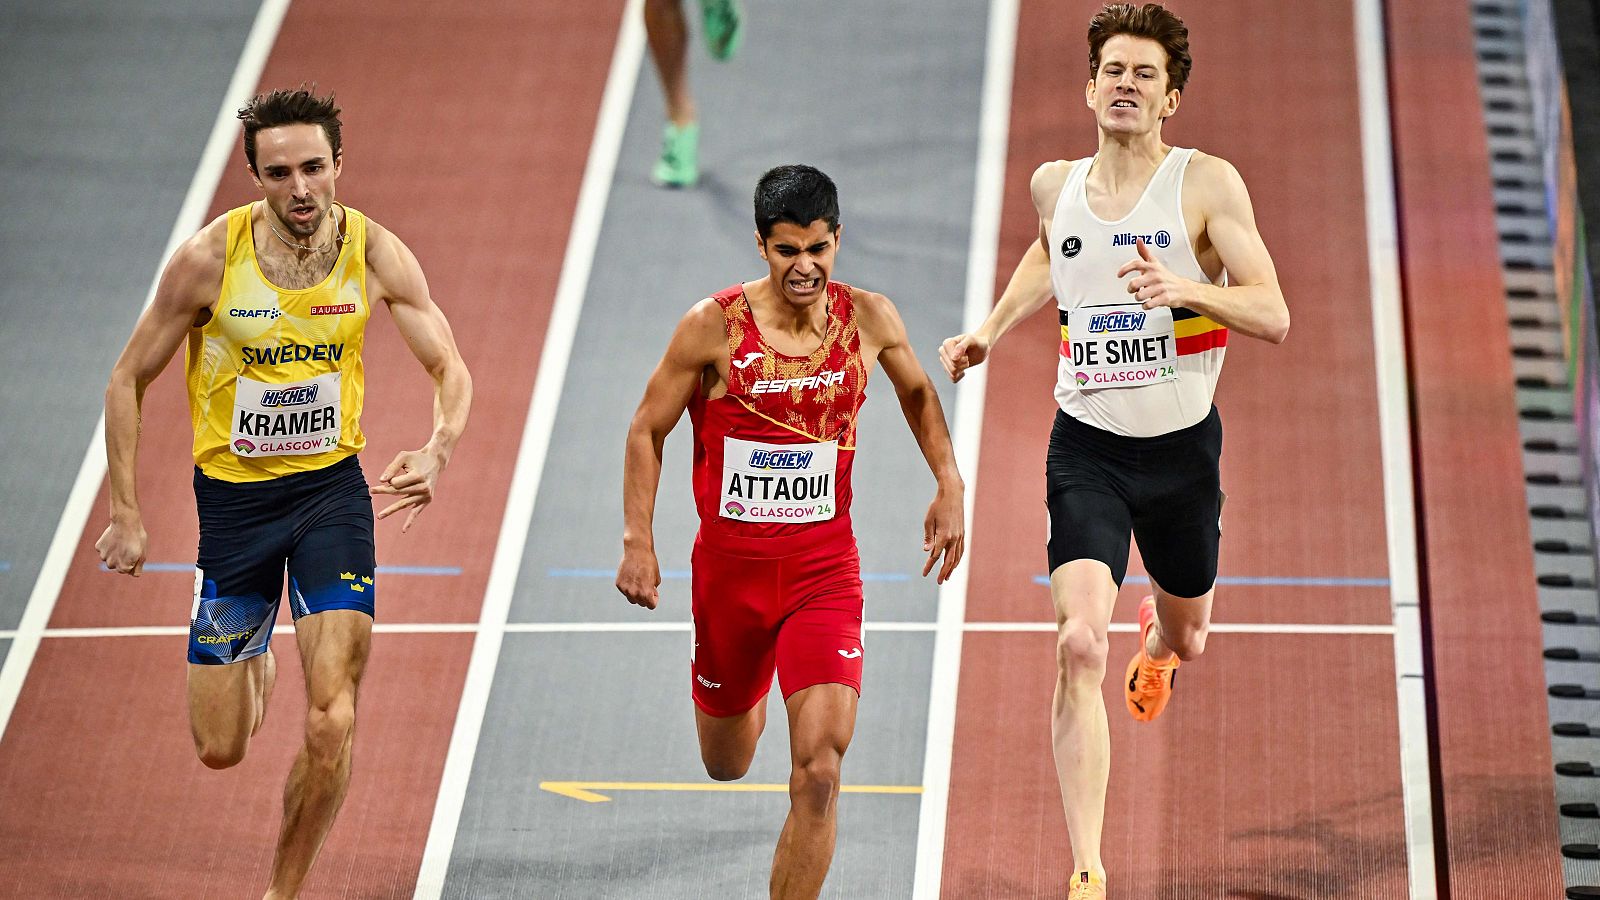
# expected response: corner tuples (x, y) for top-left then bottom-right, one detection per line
(788, 753), (841, 817)
(195, 733), (248, 770)
(703, 754), (752, 782)
(304, 694), (356, 763)
(1164, 621), (1208, 661)
(1056, 618), (1108, 681)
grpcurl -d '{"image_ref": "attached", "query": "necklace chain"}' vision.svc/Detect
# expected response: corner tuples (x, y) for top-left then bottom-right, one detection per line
(265, 205), (343, 254)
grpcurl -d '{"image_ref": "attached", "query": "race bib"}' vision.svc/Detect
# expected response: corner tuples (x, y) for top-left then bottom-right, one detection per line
(230, 372), (342, 457)
(720, 437), (837, 523)
(1064, 303), (1179, 390)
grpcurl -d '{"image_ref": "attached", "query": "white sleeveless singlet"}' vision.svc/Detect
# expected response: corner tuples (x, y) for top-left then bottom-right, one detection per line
(1048, 147), (1227, 437)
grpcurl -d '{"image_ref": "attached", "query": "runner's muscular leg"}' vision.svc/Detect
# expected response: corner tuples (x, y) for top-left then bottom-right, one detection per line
(264, 609), (371, 900)
(771, 683), (856, 900)
(695, 700), (767, 781)
(1146, 581), (1215, 663)
(188, 649), (277, 769)
(1049, 558), (1120, 880)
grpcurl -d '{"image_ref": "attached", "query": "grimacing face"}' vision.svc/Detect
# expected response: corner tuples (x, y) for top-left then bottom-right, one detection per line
(250, 123), (342, 238)
(757, 219), (841, 309)
(1086, 34), (1180, 135)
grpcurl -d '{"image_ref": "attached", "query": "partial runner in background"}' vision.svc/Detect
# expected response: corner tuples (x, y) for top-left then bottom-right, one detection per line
(644, 0), (742, 186)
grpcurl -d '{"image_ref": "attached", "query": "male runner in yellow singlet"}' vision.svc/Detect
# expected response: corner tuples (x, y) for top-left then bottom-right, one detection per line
(95, 87), (472, 900)
(939, 5), (1288, 897)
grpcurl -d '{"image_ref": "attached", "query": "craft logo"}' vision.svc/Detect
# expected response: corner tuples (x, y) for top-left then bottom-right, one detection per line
(724, 501), (746, 517)
(310, 303), (357, 316)
(229, 306), (280, 320)
(259, 385), (319, 408)
(1086, 311), (1147, 333)
(748, 449), (814, 470)
(233, 438), (256, 453)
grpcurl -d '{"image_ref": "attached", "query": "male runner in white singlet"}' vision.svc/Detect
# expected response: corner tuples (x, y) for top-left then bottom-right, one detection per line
(938, 5), (1289, 897)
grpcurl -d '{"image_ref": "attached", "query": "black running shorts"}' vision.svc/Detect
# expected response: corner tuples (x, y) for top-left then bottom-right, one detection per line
(189, 455), (376, 665)
(1044, 406), (1222, 598)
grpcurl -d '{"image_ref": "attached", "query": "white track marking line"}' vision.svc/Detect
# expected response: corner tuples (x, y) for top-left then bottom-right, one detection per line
(1355, 0), (1437, 894)
(0, 0), (290, 745)
(410, 2), (646, 896)
(0, 620), (1396, 642)
(912, 0), (1018, 896)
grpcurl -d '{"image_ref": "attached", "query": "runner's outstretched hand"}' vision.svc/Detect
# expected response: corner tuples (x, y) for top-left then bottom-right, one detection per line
(921, 483), (966, 584)
(938, 332), (990, 383)
(616, 546), (661, 610)
(370, 448), (444, 533)
(96, 518), (147, 576)
(1119, 238), (1199, 309)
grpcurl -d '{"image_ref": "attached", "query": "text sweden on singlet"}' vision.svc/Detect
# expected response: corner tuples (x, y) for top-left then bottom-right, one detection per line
(1065, 302), (1178, 389)
(231, 371), (342, 457)
(720, 436), (838, 523)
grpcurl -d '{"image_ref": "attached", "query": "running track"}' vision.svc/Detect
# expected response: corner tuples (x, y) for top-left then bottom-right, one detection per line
(0, 0), (1561, 897)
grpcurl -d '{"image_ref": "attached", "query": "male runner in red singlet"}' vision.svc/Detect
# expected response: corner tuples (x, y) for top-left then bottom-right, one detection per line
(95, 88), (471, 899)
(617, 164), (965, 899)
(939, 5), (1289, 897)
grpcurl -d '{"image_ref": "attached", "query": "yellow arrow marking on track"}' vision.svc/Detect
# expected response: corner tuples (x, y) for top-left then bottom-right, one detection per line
(539, 781), (924, 803)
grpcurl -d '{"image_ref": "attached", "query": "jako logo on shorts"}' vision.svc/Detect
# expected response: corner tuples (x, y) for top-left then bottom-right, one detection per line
(1086, 311), (1147, 333)
(749, 449), (814, 470)
(259, 385), (320, 408)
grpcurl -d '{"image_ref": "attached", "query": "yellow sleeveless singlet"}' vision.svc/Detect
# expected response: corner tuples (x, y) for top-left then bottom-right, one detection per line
(185, 203), (369, 482)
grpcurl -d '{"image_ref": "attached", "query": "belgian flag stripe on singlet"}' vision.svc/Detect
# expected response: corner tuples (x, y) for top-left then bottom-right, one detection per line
(1057, 307), (1227, 357)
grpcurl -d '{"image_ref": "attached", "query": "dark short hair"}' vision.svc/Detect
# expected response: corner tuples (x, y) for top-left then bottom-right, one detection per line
(237, 86), (343, 173)
(1088, 3), (1192, 94)
(753, 165), (840, 240)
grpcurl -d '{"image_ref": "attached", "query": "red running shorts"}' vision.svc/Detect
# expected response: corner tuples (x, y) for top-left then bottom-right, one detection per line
(689, 517), (865, 717)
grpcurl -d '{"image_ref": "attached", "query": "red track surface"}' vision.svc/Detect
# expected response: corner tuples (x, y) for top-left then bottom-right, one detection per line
(0, 1), (621, 895)
(1386, 0), (1563, 893)
(942, 0), (1408, 895)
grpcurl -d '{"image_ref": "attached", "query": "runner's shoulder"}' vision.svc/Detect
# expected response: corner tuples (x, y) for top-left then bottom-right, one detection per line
(1183, 151), (1249, 200)
(846, 285), (903, 342)
(164, 215), (228, 308)
(1030, 159), (1078, 217)
(676, 296), (730, 363)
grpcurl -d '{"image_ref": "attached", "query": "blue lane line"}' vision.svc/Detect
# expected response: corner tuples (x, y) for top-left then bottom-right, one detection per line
(98, 562), (461, 576)
(548, 567), (911, 583)
(1029, 574), (1391, 587)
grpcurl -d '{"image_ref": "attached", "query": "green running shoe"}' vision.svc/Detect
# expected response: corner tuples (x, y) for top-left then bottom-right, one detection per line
(700, 0), (742, 61)
(652, 122), (699, 188)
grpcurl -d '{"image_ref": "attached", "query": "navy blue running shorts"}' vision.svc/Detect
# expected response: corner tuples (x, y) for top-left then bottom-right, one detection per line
(189, 455), (376, 665)
(1045, 406), (1223, 599)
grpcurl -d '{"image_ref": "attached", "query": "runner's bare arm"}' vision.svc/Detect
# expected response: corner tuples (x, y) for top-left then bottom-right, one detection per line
(858, 290), (966, 583)
(938, 161), (1068, 381)
(617, 299), (725, 609)
(1118, 154), (1289, 343)
(365, 221), (473, 532)
(96, 220), (227, 576)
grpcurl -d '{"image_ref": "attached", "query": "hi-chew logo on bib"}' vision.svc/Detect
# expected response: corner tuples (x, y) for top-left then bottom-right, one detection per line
(1065, 303), (1178, 389)
(231, 372), (342, 457)
(721, 436), (837, 523)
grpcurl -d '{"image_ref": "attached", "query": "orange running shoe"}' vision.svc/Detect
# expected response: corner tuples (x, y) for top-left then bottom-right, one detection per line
(1067, 870), (1106, 899)
(1124, 595), (1180, 722)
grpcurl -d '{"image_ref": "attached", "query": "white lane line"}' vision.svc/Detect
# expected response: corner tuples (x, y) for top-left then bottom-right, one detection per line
(0, 0), (290, 745)
(410, 2), (647, 896)
(912, 0), (1018, 896)
(0, 620), (1396, 642)
(1354, 0), (1437, 894)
